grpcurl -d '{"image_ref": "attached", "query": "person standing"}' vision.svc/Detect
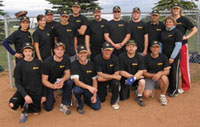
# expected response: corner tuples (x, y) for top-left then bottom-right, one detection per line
(171, 3), (198, 93)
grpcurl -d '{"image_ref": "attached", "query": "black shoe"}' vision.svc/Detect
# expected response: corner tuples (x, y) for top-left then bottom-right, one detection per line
(135, 97), (145, 107)
(77, 108), (85, 114)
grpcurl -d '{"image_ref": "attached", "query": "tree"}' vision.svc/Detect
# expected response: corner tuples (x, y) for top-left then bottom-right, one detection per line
(0, 0), (5, 43)
(46, 0), (100, 13)
(153, 0), (198, 11)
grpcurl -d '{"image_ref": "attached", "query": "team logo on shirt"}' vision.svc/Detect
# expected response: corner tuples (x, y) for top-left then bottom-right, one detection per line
(33, 66), (39, 70)
(156, 28), (161, 31)
(109, 64), (114, 67)
(60, 65), (65, 69)
(168, 34), (173, 38)
(132, 63), (138, 66)
(51, 26), (54, 29)
(177, 22), (182, 25)
(118, 24), (124, 27)
(86, 70), (92, 73)
(28, 36), (31, 38)
(76, 20), (81, 23)
(157, 63), (163, 66)
(66, 29), (72, 32)
(100, 25), (104, 28)
(47, 33), (50, 36)
(137, 26), (143, 29)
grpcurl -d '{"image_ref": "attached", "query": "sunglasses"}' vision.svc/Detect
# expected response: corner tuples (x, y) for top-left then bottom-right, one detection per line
(113, 11), (121, 13)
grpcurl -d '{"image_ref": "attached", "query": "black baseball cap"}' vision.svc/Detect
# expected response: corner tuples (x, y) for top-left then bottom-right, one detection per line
(172, 3), (181, 9)
(77, 45), (87, 53)
(113, 6), (121, 12)
(55, 42), (65, 49)
(60, 10), (69, 16)
(21, 42), (34, 51)
(93, 7), (101, 13)
(132, 7), (141, 13)
(45, 10), (53, 15)
(126, 40), (137, 46)
(73, 1), (80, 7)
(151, 10), (160, 15)
(102, 42), (113, 50)
(20, 16), (30, 23)
(150, 40), (160, 47)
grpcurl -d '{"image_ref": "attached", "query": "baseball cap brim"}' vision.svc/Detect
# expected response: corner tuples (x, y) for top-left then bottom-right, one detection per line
(22, 46), (34, 51)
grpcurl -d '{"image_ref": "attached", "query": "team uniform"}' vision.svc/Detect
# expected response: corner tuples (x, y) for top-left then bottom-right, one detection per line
(71, 60), (101, 110)
(161, 27), (183, 95)
(42, 55), (73, 111)
(144, 53), (170, 90)
(103, 20), (130, 56)
(119, 52), (144, 100)
(94, 54), (120, 105)
(33, 27), (52, 60)
(3, 29), (32, 63)
(69, 14), (89, 45)
(86, 18), (108, 60)
(128, 21), (148, 54)
(53, 22), (78, 57)
(9, 58), (44, 113)
(146, 21), (164, 53)
(176, 16), (195, 91)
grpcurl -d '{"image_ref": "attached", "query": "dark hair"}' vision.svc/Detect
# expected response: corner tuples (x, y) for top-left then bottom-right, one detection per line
(37, 15), (45, 22)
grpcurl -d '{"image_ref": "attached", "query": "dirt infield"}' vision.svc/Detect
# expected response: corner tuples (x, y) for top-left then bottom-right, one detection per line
(0, 63), (200, 127)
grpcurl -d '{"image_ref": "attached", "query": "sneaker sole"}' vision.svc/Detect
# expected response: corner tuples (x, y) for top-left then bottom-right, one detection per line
(60, 108), (71, 115)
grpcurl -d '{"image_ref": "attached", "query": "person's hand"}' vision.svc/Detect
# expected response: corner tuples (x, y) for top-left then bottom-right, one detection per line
(88, 86), (97, 94)
(24, 95), (33, 104)
(142, 50), (147, 56)
(113, 74), (121, 80)
(41, 97), (46, 104)
(87, 49), (91, 55)
(91, 96), (97, 103)
(183, 35), (188, 40)
(15, 53), (23, 59)
(169, 58), (174, 64)
(152, 72), (162, 81)
(115, 43), (122, 50)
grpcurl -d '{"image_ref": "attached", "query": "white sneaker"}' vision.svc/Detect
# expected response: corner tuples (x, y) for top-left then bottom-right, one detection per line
(160, 96), (167, 106)
(60, 104), (71, 115)
(178, 88), (184, 94)
(112, 103), (120, 110)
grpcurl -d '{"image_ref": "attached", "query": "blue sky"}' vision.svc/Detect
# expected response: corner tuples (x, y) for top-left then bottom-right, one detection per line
(2, 0), (200, 16)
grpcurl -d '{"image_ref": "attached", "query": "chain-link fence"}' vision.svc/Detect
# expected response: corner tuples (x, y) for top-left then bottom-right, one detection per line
(1, 11), (200, 88)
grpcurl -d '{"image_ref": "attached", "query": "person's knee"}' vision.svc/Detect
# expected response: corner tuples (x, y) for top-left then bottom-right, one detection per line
(43, 103), (53, 111)
(73, 87), (82, 95)
(143, 90), (152, 98)
(92, 103), (101, 110)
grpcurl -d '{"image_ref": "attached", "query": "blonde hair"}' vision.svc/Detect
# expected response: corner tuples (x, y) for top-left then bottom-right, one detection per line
(171, 7), (184, 16)
(164, 16), (177, 25)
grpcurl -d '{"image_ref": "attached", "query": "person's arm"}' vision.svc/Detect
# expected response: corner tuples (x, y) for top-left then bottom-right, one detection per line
(169, 42), (182, 64)
(152, 67), (170, 81)
(59, 69), (70, 86)
(97, 71), (121, 81)
(34, 42), (42, 61)
(143, 70), (155, 78)
(74, 36), (77, 53)
(120, 33), (130, 47)
(143, 34), (148, 56)
(91, 77), (98, 103)
(42, 74), (55, 89)
(183, 26), (197, 40)
(104, 33), (116, 47)
(78, 25), (87, 35)
(3, 39), (16, 55)
(85, 35), (91, 55)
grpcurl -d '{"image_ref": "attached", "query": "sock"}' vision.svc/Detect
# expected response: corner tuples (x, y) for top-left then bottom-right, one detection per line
(138, 94), (142, 98)
(160, 94), (165, 97)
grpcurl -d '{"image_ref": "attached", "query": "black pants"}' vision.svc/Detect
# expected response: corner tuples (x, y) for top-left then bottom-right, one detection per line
(168, 57), (180, 94)
(97, 80), (120, 105)
(9, 91), (41, 113)
(43, 80), (73, 111)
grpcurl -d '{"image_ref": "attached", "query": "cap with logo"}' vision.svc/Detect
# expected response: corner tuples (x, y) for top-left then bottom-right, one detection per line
(55, 42), (65, 49)
(151, 10), (160, 15)
(113, 6), (121, 12)
(77, 45), (87, 53)
(60, 10), (69, 16)
(126, 40), (137, 46)
(20, 16), (30, 23)
(93, 7), (101, 13)
(172, 3), (181, 9)
(132, 7), (141, 13)
(150, 40), (160, 47)
(102, 42), (113, 50)
(21, 43), (34, 51)
(73, 1), (80, 7)
(45, 10), (53, 15)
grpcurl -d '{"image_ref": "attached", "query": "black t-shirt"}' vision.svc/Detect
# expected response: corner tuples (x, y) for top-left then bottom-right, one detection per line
(71, 60), (96, 86)
(69, 14), (89, 45)
(86, 18), (108, 48)
(42, 55), (71, 83)
(144, 53), (170, 74)
(161, 28), (183, 58)
(176, 16), (195, 44)
(53, 22), (78, 56)
(45, 20), (58, 48)
(14, 58), (43, 97)
(94, 54), (119, 74)
(6, 29), (32, 53)
(128, 21), (148, 53)
(119, 52), (144, 75)
(33, 27), (52, 60)
(146, 21), (165, 52)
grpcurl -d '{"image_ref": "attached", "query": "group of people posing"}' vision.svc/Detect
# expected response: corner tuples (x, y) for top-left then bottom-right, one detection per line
(3, 1), (197, 123)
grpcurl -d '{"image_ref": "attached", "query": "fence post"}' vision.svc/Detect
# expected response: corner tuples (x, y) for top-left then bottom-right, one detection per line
(196, 11), (200, 53)
(4, 15), (14, 89)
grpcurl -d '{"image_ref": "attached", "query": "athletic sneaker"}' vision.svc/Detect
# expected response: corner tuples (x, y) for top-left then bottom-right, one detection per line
(178, 88), (184, 94)
(135, 97), (145, 107)
(60, 104), (71, 115)
(112, 103), (120, 110)
(19, 113), (27, 123)
(160, 96), (167, 106)
(77, 108), (85, 114)
(169, 93), (179, 97)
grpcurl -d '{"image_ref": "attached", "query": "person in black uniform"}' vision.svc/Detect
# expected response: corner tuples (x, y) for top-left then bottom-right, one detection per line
(69, 1), (89, 46)
(42, 42), (73, 115)
(54, 10), (78, 62)
(85, 7), (108, 61)
(8, 43), (46, 123)
(3, 16), (32, 63)
(94, 42), (121, 110)
(33, 15), (52, 62)
(104, 6), (130, 56)
(45, 10), (58, 49)
(71, 45), (101, 114)
(119, 40), (146, 107)
(161, 16), (183, 97)
(146, 10), (165, 53)
(128, 7), (148, 56)
(143, 41), (170, 106)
